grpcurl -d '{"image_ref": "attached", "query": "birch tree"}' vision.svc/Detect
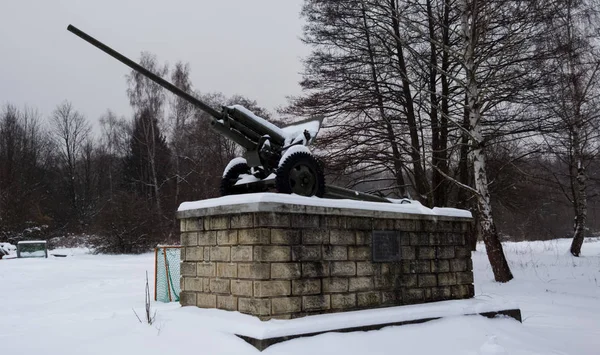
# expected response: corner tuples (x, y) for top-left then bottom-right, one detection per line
(457, 0), (549, 281)
(534, 0), (600, 256)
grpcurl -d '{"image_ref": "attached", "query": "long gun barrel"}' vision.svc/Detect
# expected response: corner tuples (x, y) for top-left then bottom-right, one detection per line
(67, 25), (222, 119)
(67, 24), (286, 150)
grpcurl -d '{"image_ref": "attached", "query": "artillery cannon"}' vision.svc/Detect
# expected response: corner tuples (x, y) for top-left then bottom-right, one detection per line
(67, 25), (391, 203)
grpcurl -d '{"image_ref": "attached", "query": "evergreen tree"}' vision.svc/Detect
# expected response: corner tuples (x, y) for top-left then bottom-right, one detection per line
(123, 107), (171, 204)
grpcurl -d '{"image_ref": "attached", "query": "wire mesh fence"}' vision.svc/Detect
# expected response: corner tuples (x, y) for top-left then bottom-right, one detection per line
(154, 245), (181, 303)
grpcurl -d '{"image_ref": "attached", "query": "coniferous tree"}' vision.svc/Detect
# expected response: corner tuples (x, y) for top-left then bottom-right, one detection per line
(123, 107), (171, 202)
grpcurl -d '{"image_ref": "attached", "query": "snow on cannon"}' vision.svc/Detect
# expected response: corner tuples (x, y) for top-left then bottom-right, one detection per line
(67, 24), (391, 203)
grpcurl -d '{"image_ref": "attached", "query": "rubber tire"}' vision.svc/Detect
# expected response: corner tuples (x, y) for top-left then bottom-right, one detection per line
(220, 162), (251, 196)
(276, 152), (325, 197)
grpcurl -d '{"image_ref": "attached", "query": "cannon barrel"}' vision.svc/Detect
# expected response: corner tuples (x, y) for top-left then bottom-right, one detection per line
(67, 24), (223, 120)
(68, 24), (287, 151)
(209, 120), (256, 150)
(225, 106), (286, 147)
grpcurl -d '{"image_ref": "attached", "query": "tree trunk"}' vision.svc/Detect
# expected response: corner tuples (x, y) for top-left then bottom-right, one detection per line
(390, 0), (432, 204)
(472, 144), (513, 282)
(570, 128), (587, 256)
(148, 123), (163, 218)
(361, 3), (407, 197)
(426, 0), (447, 207)
(173, 141), (181, 208)
(566, 10), (589, 256)
(457, 95), (477, 251)
(438, 0), (451, 207)
(463, 0), (512, 282)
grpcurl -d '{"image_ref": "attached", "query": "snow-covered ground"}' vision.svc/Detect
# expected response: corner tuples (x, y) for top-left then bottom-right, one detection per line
(1, 239), (598, 354)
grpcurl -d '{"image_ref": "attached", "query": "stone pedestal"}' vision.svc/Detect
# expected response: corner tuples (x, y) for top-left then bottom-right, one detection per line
(176, 195), (474, 320)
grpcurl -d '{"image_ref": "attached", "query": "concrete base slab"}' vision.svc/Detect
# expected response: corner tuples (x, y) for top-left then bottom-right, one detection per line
(239, 308), (521, 351)
(230, 298), (522, 351)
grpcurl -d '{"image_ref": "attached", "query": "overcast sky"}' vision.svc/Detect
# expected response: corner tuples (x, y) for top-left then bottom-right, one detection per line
(0, 0), (308, 131)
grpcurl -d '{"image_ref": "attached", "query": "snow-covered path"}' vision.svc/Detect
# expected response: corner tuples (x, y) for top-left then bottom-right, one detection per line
(1, 239), (598, 355)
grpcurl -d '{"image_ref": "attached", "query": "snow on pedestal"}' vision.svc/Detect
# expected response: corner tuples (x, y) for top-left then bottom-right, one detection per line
(178, 193), (472, 219)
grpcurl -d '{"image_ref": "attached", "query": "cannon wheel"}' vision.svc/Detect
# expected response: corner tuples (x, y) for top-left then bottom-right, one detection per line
(220, 162), (251, 196)
(276, 152), (325, 197)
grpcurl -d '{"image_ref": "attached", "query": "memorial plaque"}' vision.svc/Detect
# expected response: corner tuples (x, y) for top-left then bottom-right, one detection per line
(372, 231), (402, 262)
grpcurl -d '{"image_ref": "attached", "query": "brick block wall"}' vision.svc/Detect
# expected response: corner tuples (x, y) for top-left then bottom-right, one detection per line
(178, 210), (474, 320)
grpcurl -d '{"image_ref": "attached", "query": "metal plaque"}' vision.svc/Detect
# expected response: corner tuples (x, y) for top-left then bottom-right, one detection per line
(372, 231), (402, 262)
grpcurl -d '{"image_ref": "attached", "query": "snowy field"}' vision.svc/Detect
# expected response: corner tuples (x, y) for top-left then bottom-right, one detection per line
(1, 239), (599, 355)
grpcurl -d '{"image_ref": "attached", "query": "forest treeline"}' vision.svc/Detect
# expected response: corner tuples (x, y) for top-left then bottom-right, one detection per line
(0, 56), (270, 254)
(1, 0), (599, 281)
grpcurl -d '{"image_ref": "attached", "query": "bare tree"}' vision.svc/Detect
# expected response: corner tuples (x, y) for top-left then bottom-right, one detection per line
(0, 105), (53, 238)
(534, 0), (600, 256)
(290, 0), (445, 201)
(456, 0), (554, 281)
(50, 101), (91, 223)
